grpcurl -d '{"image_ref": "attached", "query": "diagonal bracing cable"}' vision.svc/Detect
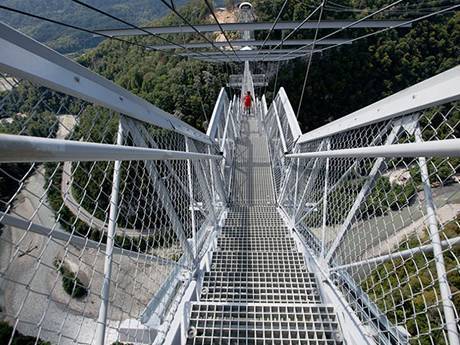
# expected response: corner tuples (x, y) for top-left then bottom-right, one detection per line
(256, 0), (289, 61)
(259, 3), (324, 60)
(0, 4), (222, 63)
(202, 0), (242, 63)
(276, 0), (404, 60)
(296, 0), (326, 118)
(70, 0), (224, 62)
(158, 0), (236, 62)
(319, 3), (460, 53)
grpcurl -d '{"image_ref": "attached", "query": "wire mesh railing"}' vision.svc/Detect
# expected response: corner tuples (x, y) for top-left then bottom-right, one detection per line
(272, 65), (460, 345)
(206, 87), (240, 200)
(0, 24), (229, 345)
(262, 86), (302, 201)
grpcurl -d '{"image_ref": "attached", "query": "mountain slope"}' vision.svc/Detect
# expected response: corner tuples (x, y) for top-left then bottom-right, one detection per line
(0, 0), (188, 53)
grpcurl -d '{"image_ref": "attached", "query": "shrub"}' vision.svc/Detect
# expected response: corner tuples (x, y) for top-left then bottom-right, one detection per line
(54, 258), (88, 299)
(0, 321), (51, 345)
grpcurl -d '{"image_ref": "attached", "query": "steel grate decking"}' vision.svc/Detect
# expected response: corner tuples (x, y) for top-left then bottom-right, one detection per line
(186, 112), (342, 344)
(201, 272), (321, 303)
(210, 252), (309, 272)
(187, 303), (342, 345)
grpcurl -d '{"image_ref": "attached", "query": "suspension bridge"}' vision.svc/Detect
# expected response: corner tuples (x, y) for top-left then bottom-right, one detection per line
(0, 1), (459, 345)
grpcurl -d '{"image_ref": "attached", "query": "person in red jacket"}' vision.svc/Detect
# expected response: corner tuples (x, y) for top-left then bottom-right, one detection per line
(243, 91), (253, 115)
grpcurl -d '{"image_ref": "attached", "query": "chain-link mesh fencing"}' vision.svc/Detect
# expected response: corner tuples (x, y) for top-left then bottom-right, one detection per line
(0, 67), (226, 345)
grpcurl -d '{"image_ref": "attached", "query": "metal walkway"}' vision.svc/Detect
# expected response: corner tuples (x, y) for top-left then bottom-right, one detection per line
(186, 111), (343, 344)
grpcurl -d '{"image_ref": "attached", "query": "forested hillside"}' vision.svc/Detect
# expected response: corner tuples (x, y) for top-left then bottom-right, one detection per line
(72, 0), (459, 133)
(78, 0), (233, 130)
(0, 0), (188, 53)
(252, 0), (459, 132)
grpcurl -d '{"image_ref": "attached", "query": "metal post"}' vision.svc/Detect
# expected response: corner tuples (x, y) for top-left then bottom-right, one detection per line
(95, 119), (124, 345)
(185, 138), (197, 259)
(320, 140), (331, 258)
(293, 140), (326, 221)
(414, 125), (460, 345)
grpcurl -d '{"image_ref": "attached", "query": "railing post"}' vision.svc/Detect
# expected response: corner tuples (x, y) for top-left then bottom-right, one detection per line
(320, 140), (331, 258)
(95, 118), (124, 345)
(185, 138), (197, 259)
(414, 124), (460, 345)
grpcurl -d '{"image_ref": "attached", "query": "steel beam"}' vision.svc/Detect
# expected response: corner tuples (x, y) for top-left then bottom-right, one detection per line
(120, 119), (195, 265)
(95, 120), (124, 345)
(0, 22), (211, 145)
(298, 65), (460, 144)
(147, 39), (351, 50)
(95, 20), (412, 37)
(331, 236), (460, 271)
(206, 88), (229, 139)
(0, 134), (222, 163)
(294, 123), (394, 227)
(286, 138), (460, 159)
(197, 56), (300, 63)
(414, 125), (460, 345)
(181, 49), (321, 57)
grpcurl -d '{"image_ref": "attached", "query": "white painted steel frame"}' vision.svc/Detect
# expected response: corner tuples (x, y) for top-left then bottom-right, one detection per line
(206, 88), (229, 139)
(331, 236), (460, 271)
(293, 123), (394, 227)
(0, 134), (222, 163)
(414, 124), (460, 345)
(297, 65), (460, 144)
(287, 138), (460, 159)
(149, 39), (351, 50)
(95, 20), (412, 37)
(277, 87), (302, 140)
(0, 22), (211, 145)
(181, 49), (321, 57)
(95, 120), (124, 345)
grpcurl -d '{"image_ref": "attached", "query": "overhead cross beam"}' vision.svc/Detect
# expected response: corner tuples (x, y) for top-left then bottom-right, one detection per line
(147, 39), (351, 50)
(94, 20), (411, 37)
(194, 56), (300, 62)
(180, 48), (321, 57)
(182, 48), (319, 62)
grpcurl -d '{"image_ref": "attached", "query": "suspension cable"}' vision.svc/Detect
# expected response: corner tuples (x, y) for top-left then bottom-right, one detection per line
(0, 4), (222, 63)
(260, 3), (324, 60)
(158, 0), (236, 62)
(319, 3), (460, 53)
(203, 0), (242, 63)
(70, 0), (233, 63)
(296, 1), (326, 118)
(255, 0), (289, 60)
(276, 0), (404, 60)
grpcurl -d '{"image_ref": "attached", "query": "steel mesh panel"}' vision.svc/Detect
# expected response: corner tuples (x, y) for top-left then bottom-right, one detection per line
(280, 101), (460, 344)
(0, 72), (222, 344)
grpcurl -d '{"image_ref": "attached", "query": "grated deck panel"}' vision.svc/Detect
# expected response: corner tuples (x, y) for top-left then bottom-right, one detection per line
(186, 111), (342, 344)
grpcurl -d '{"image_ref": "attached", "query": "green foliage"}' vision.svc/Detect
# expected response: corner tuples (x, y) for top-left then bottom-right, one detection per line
(254, 1), (460, 133)
(0, 0), (189, 53)
(0, 321), (51, 345)
(0, 109), (57, 215)
(362, 217), (460, 345)
(77, 0), (230, 132)
(54, 258), (88, 299)
(364, 175), (417, 217)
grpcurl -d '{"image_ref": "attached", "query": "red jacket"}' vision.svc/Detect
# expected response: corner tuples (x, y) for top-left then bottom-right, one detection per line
(244, 94), (252, 107)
